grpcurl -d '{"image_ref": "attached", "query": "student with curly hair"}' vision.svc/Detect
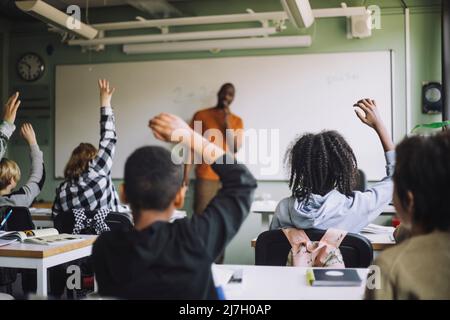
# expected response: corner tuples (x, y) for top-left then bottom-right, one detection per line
(270, 98), (395, 233)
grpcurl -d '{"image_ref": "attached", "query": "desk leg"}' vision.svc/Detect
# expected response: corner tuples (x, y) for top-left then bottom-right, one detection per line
(94, 276), (98, 293)
(36, 265), (48, 297)
(261, 213), (270, 232)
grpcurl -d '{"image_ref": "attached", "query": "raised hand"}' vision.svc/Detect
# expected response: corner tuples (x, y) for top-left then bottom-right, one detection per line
(353, 98), (394, 152)
(98, 79), (116, 108)
(20, 123), (37, 146)
(148, 113), (193, 143)
(3, 92), (21, 124)
(353, 98), (383, 130)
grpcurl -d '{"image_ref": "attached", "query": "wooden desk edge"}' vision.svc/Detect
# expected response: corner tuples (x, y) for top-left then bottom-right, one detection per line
(371, 242), (395, 250)
(31, 202), (53, 209)
(31, 215), (53, 221)
(0, 237), (97, 259)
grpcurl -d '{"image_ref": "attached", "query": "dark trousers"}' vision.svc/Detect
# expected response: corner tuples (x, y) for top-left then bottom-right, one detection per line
(20, 267), (67, 298)
(194, 179), (225, 264)
(21, 258), (93, 299)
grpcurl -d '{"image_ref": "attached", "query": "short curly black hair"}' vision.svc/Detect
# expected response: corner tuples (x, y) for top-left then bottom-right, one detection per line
(286, 130), (358, 203)
(124, 146), (183, 212)
(394, 130), (450, 232)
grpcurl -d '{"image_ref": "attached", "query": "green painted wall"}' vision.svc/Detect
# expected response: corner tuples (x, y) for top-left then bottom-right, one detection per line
(2, 0), (442, 264)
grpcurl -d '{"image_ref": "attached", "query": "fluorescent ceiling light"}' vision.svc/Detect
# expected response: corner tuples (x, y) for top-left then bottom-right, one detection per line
(15, 0), (98, 39)
(92, 11), (288, 31)
(68, 27), (278, 46)
(313, 7), (367, 18)
(281, 0), (368, 29)
(123, 36), (312, 54)
(281, 0), (315, 29)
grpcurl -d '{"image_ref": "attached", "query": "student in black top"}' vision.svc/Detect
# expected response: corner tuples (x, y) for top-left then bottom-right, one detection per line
(92, 113), (257, 299)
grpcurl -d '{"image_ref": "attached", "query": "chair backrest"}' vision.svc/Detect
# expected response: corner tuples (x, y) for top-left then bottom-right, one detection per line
(355, 169), (367, 192)
(0, 206), (35, 231)
(53, 210), (133, 234)
(255, 229), (373, 268)
(105, 212), (134, 232)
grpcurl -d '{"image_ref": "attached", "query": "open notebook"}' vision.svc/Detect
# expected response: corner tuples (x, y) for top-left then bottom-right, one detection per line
(0, 228), (82, 246)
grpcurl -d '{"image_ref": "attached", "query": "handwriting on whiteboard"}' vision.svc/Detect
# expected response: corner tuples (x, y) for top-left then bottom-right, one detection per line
(172, 86), (215, 105)
(326, 72), (360, 86)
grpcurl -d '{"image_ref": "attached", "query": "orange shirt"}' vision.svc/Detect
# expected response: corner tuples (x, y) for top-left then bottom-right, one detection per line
(191, 107), (244, 180)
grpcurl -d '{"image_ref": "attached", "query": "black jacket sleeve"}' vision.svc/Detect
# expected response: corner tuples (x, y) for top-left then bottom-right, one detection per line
(190, 154), (257, 261)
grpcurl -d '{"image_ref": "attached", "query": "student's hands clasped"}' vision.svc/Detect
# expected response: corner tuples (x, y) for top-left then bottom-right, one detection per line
(353, 98), (394, 152)
(149, 113), (194, 143)
(20, 123), (37, 146)
(98, 79), (115, 108)
(3, 92), (21, 124)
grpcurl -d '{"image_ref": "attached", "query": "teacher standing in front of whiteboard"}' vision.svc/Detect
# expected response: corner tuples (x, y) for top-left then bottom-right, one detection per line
(185, 83), (244, 263)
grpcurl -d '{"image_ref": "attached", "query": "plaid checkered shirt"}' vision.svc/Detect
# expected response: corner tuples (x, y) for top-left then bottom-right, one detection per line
(52, 107), (120, 217)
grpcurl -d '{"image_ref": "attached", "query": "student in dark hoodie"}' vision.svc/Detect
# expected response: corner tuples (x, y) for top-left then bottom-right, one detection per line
(92, 113), (257, 299)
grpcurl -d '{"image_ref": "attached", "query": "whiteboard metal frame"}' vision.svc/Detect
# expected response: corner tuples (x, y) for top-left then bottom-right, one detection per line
(54, 50), (394, 181)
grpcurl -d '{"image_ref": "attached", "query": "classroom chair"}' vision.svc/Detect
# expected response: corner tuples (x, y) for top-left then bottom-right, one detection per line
(51, 210), (133, 299)
(53, 210), (133, 235)
(255, 229), (373, 268)
(0, 206), (36, 296)
(0, 269), (16, 296)
(0, 206), (35, 231)
(355, 169), (367, 192)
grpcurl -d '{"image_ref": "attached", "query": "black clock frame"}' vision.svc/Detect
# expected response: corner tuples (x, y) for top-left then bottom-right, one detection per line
(16, 52), (45, 82)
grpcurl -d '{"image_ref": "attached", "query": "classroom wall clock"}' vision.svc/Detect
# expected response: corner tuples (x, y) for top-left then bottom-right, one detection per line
(17, 52), (45, 82)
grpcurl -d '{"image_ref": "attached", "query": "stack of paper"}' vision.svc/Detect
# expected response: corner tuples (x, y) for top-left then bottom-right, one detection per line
(0, 238), (18, 247)
(361, 223), (395, 234)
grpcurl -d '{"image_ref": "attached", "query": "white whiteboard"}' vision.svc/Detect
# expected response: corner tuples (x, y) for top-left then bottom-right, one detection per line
(55, 51), (393, 180)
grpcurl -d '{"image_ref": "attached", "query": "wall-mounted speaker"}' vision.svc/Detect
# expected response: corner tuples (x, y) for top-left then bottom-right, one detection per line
(422, 82), (443, 114)
(350, 12), (372, 38)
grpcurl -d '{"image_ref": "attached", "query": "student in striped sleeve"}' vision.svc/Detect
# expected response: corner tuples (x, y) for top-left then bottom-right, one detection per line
(0, 92), (21, 159)
(48, 79), (122, 298)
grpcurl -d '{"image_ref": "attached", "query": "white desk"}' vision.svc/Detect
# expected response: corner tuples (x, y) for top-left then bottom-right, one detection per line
(29, 208), (187, 228)
(360, 233), (395, 250)
(251, 201), (278, 232)
(0, 235), (96, 297)
(251, 200), (396, 231)
(213, 264), (369, 300)
(29, 208), (53, 228)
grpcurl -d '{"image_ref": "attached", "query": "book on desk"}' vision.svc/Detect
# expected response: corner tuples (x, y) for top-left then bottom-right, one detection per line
(306, 269), (363, 287)
(0, 228), (82, 246)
